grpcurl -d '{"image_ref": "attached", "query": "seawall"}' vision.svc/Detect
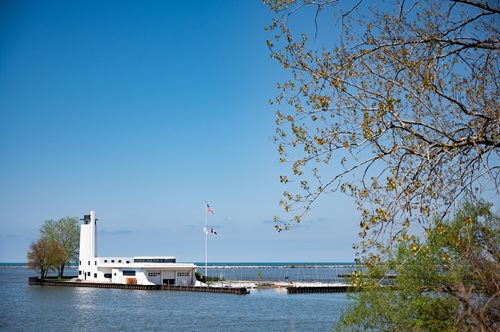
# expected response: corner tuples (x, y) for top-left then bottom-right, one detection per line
(28, 277), (248, 295)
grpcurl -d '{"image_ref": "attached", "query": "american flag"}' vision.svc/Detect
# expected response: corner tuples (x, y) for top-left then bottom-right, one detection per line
(207, 203), (214, 214)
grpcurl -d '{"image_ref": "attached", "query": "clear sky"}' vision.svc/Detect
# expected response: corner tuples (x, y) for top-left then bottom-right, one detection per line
(0, 0), (359, 263)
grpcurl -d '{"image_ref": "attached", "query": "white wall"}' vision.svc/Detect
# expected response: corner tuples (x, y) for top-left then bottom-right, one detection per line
(78, 257), (99, 280)
(110, 269), (152, 285)
(107, 268), (196, 285)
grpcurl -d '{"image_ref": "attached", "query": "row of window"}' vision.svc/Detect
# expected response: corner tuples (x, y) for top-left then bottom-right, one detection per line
(78, 271), (97, 278)
(177, 272), (190, 277)
(79, 261), (97, 266)
(103, 259), (130, 264)
(79, 259), (132, 264)
(134, 258), (176, 263)
(79, 258), (177, 265)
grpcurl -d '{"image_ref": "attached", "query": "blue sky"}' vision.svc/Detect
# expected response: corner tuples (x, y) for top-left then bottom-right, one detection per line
(0, 0), (359, 262)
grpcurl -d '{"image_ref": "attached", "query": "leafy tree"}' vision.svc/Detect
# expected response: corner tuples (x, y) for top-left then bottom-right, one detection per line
(27, 238), (64, 279)
(40, 217), (80, 278)
(337, 199), (499, 331)
(264, 0), (499, 276)
(264, 2), (499, 329)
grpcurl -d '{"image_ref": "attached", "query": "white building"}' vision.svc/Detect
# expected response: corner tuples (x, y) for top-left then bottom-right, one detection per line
(78, 211), (197, 286)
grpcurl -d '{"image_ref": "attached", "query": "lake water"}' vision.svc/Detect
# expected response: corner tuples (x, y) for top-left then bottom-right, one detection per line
(0, 265), (351, 331)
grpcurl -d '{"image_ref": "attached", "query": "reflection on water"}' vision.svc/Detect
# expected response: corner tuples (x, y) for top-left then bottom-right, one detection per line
(74, 287), (100, 329)
(0, 267), (350, 331)
(75, 287), (99, 309)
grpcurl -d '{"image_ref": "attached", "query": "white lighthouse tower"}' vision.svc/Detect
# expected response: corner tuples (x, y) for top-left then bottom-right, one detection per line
(79, 211), (98, 280)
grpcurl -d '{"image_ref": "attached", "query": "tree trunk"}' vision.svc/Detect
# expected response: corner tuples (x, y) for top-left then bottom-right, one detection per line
(59, 263), (65, 278)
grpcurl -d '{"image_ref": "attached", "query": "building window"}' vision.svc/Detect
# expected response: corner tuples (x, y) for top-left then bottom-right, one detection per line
(104, 273), (112, 278)
(177, 272), (189, 277)
(94, 273), (97, 278)
(114, 273), (116, 276)
(111, 260), (115, 263)
(79, 261), (81, 266)
(123, 270), (136, 276)
(148, 272), (161, 277)
(126, 261), (130, 264)
(87, 272), (90, 276)
(79, 271), (81, 275)
(104, 260), (108, 263)
(88, 261), (90, 265)
(118, 260), (122, 263)
(95, 261), (97, 265)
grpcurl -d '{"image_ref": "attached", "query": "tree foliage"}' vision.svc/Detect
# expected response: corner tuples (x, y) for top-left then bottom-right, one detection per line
(264, 0), (499, 256)
(26, 238), (64, 279)
(337, 199), (499, 331)
(39, 217), (79, 278)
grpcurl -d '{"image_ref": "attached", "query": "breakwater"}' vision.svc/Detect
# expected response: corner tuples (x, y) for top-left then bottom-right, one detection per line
(200, 264), (356, 269)
(201, 264), (359, 284)
(287, 285), (353, 294)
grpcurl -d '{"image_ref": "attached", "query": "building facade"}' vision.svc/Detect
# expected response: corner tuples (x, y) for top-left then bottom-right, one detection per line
(78, 211), (197, 286)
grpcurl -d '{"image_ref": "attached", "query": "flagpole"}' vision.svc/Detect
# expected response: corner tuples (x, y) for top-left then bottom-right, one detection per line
(204, 201), (208, 282)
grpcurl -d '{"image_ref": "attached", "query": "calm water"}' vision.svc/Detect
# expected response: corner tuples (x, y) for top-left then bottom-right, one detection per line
(0, 266), (351, 331)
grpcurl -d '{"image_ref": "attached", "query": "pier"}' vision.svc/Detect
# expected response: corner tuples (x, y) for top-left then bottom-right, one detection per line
(286, 285), (353, 294)
(28, 277), (249, 295)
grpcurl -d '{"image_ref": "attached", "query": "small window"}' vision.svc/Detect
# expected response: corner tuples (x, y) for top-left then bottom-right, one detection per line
(126, 261), (130, 264)
(94, 273), (97, 278)
(87, 272), (90, 276)
(79, 261), (81, 266)
(111, 260), (115, 263)
(118, 260), (122, 263)
(88, 261), (90, 265)
(95, 261), (97, 265)
(104, 273), (112, 278)
(123, 270), (136, 276)
(79, 271), (81, 275)
(114, 273), (116, 276)
(104, 260), (108, 263)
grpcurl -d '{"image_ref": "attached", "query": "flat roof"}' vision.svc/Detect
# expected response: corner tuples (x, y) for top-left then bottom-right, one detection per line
(98, 256), (177, 260)
(133, 256), (176, 259)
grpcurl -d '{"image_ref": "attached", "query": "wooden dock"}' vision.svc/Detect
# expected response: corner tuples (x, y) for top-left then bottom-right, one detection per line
(286, 285), (353, 294)
(28, 277), (248, 295)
